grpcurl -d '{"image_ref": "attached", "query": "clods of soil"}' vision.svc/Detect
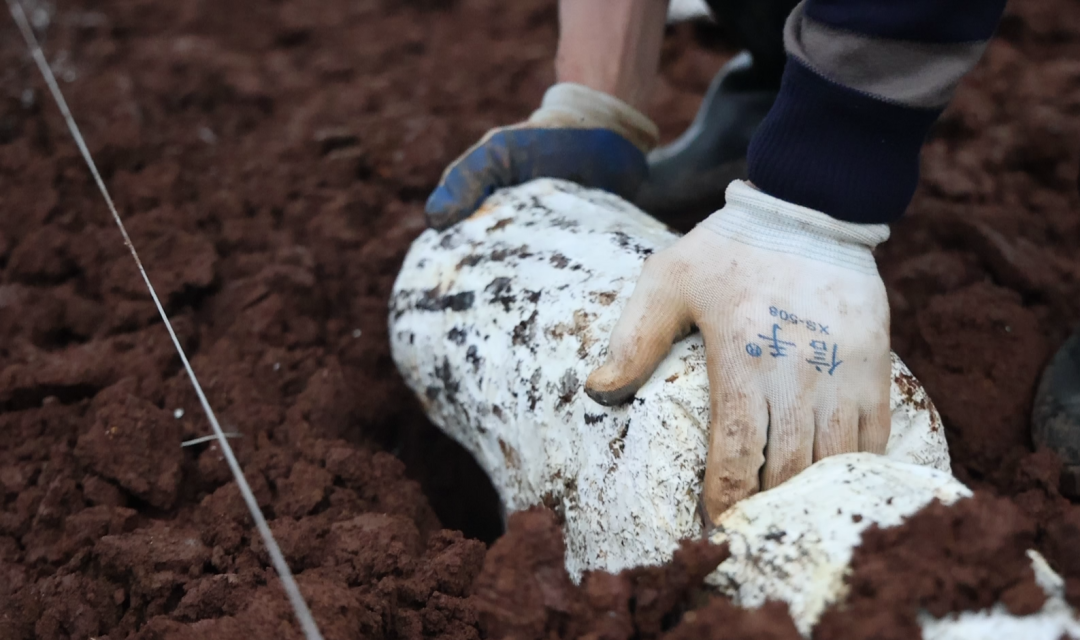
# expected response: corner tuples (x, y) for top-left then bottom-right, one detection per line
(2, 0), (1080, 638)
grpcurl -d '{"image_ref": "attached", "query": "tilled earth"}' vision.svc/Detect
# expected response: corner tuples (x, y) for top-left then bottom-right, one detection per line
(2, 0), (1080, 639)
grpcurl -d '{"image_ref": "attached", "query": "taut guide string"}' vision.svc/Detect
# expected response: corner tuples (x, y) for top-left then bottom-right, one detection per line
(4, 2), (325, 638)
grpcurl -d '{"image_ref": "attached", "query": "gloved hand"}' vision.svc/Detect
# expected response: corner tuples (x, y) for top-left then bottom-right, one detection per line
(425, 83), (659, 230)
(585, 180), (892, 523)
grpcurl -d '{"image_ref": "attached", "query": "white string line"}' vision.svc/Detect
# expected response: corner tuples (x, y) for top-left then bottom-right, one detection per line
(4, 2), (325, 638)
(181, 433), (242, 447)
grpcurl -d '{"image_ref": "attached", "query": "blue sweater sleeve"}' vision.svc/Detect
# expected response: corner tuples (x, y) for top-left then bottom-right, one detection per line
(746, 0), (1008, 224)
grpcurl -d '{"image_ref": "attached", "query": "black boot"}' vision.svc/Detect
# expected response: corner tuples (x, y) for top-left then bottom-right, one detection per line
(1033, 327), (1080, 496)
(635, 51), (777, 228)
(638, 0), (798, 229)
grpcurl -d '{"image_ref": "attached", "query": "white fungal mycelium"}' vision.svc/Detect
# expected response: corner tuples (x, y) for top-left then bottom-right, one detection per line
(389, 179), (1078, 637)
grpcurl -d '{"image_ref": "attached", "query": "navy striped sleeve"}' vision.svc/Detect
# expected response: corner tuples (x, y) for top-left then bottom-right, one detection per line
(746, 0), (1007, 224)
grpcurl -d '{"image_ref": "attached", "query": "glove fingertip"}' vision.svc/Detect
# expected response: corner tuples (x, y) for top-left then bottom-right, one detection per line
(584, 365), (639, 407)
(424, 187), (463, 231)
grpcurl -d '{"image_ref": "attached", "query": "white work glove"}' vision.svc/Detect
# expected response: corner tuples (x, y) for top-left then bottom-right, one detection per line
(585, 180), (892, 523)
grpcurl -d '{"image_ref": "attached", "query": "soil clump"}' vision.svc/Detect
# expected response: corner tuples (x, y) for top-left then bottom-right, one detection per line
(2, 0), (1080, 638)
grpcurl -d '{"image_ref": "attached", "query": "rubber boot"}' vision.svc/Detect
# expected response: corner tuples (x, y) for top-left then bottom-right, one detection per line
(1033, 326), (1080, 496)
(634, 51), (777, 229)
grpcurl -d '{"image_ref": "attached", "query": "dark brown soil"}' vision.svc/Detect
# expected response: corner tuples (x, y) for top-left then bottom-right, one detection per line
(814, 494), (1046, 640)
(469, 507), (751, 640)
(1, 0), (1080, 639)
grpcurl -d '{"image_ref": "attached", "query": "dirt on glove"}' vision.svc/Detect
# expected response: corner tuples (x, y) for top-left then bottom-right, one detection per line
(1, 0), (1080, 639)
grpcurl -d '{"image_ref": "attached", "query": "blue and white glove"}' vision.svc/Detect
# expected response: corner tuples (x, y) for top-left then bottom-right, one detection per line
(425, 83), (659, 230)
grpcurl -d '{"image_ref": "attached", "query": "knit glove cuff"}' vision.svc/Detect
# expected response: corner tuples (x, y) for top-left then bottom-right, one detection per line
(700, 180), (890, 275)
(529, 83), (660, 154)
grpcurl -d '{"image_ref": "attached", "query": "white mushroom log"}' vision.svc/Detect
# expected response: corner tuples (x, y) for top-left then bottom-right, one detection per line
(389, 178), (949, 573)
(388, 179), (1078, 637)
(708, 453), (1079, 637)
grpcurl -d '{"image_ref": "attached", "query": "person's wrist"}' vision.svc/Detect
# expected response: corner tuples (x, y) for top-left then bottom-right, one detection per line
(528, 83), (659, 155)
(701, 181), (889, 274)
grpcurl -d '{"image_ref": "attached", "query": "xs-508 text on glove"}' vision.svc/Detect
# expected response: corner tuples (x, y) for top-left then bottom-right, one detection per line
(586, 181), (892, 523)
(425, 83), (658, 230)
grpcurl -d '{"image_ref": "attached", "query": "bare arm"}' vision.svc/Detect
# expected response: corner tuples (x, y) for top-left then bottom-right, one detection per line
(425, 0), (666, 229)
(556, 0), (670, 112)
